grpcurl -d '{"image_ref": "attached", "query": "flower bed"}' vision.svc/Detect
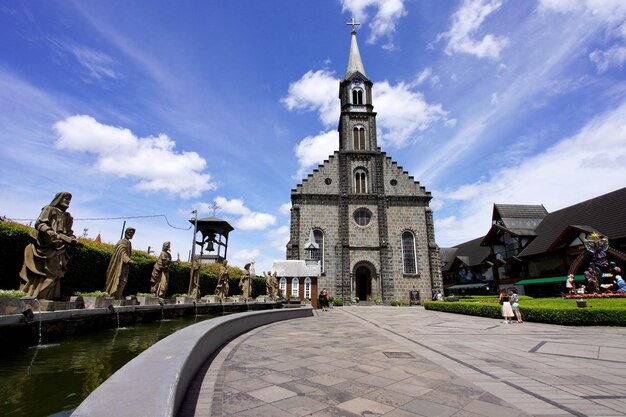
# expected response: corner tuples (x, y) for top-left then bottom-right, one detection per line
(563, 293), (626, 299)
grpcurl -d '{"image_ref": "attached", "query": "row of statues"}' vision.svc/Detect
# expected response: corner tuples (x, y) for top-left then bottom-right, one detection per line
(18, 192), (281, 301)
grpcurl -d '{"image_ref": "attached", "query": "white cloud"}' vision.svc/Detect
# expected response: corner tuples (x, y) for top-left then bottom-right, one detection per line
(285, 71), (449, 174)
(281, 70), (339, 127)
(294, 130), (338, 179)
(230, 248), (261, 265)
(439, 0), (508, 59)
(341, 0), (407, 47)
(214, 196), (251, 216)
(279, 202), (292, 215)
(48, 38), (118, 81)
(53, 115), (215, 198)
(268, 225), (290, 252)
(206, 196), (276, 231)
(590, 45), (626, 73)
(538, 0), (626, 72)
(374, 81), (449, 147)
(236, 212), (276, 231)
(435, 100), (626, 247)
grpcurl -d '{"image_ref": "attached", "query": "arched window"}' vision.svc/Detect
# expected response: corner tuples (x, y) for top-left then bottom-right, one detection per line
(402, 231), (418, 274)
(353, 126), (366, 150)
(279, 277), (287, 298)
(352, 89), (364, 105)
(312, 229), (324, 271)
(354, 169), (368, 193)
(304, 277), (312, 299)
(291, 277), (300, 297)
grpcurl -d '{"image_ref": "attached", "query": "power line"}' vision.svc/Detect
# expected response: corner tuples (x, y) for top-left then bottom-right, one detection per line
(5, 214), (192, 230)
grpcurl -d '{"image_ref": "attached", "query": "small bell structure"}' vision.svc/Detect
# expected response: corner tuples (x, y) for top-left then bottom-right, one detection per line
(189, 215), (234, 263)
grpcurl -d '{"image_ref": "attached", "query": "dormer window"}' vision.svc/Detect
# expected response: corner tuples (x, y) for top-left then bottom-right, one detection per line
(353, 126), (366, 150)
(352, 89), (364, 105)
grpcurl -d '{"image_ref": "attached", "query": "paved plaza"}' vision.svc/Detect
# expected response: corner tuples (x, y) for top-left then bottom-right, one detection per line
(179, 306), (626, 417)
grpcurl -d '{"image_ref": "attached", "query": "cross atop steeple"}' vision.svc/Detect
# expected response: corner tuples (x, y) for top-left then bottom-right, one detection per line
(346, 17), (360, 32)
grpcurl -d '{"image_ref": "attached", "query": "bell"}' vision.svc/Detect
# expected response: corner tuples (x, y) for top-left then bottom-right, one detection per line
(206, 240), (215, 252)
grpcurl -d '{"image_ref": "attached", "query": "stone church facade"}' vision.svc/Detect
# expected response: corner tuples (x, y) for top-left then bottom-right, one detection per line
(287, 27), (442, 304)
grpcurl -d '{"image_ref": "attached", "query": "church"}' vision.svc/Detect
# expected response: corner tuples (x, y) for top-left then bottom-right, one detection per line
(286, 23), (442, 304)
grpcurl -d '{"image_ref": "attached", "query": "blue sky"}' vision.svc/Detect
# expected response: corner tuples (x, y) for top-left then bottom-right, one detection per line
(1, 0), (625, 273)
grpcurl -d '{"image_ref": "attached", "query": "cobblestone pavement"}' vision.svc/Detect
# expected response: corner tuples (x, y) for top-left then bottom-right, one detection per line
(179, 306), (626, 417)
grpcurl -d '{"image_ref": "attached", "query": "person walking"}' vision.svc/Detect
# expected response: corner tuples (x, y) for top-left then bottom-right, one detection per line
(499, 288), (514, 324)
(510, 288), (523, 323)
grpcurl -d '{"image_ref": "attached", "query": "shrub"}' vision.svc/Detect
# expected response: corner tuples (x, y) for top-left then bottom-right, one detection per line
(74, 291), (110, 297)
(0, 221), (255, 299)
(424, 297), (626, 326)
(0, 289), (26, 298)
(333, 298), (343, 306)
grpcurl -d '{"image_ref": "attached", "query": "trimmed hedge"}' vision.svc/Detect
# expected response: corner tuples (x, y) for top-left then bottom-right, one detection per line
(0, 221), (265, 299)
(424, 298), (626, 326)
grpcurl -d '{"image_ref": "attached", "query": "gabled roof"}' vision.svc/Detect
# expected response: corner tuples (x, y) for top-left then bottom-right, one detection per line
(519, 187), (626, 257)
(454, 236), (491, 266)
(482, 204), (547, 245)
(440, 236), (491, 272)
(494, 204), (548, 220)
(493, 204), (547, 230)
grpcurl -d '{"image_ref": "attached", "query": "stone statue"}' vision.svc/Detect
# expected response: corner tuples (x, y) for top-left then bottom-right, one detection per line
(239, 262), (251, 300)
(150, 241), (172, 297)
(104, 227), (135, 299)
(188, 255), (201, 299)
(19, 192), (78, 300)
(215, 260), (229, 299)
(264, 271), (278, 300)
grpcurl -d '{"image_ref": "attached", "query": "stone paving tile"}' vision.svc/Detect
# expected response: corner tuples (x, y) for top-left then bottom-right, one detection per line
(247, 385), (298, 403)
(181, 306), (626, 416)
(336, 397), (395, 416)
(400, 398), (459, 417)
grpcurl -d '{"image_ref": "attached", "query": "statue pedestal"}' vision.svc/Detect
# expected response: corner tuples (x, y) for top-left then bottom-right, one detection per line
(137, 296), (161, 306)
(0, 298), (25, 315)
(39, 300), (77, 311)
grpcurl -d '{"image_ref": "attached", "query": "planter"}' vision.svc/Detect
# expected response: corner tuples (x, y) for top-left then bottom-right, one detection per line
(0, 297), (26, 315)
(176, 297), (196, 304)
(38, 300), (77, 311)
(82, 296), (114, 309)
(577, 299), (587, 308)
(201, 296), (218, 303)
(137, 296), (161, 306)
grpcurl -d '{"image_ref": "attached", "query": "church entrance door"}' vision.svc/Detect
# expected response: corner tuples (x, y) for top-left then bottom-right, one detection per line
(355, 266), (371, 301)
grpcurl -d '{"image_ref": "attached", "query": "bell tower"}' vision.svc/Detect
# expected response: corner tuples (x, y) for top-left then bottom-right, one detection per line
(338, 19), (377, 152)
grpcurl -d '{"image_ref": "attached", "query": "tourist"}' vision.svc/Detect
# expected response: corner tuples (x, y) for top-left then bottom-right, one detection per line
(510, 288), (523, 323)
(318, 290), (326, 311)
(499, 288), (514, 324)
(616, 271), (626, 293)
(566, 274), (575, 294)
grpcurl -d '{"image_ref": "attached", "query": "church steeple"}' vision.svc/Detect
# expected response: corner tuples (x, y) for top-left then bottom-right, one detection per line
(345, 18), (366, 79)
(338, 18), (376, 151)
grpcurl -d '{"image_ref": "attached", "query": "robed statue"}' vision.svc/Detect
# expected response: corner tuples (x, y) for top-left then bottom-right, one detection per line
(20, 192), (78, 300)
(104, 227), (135, 299)
(188, 255), (201, 299)
(215, 260), (229, 299)
(264, 271), (278, 300)
(239, 262), (252, 300)
(151, 241), (172, 297)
